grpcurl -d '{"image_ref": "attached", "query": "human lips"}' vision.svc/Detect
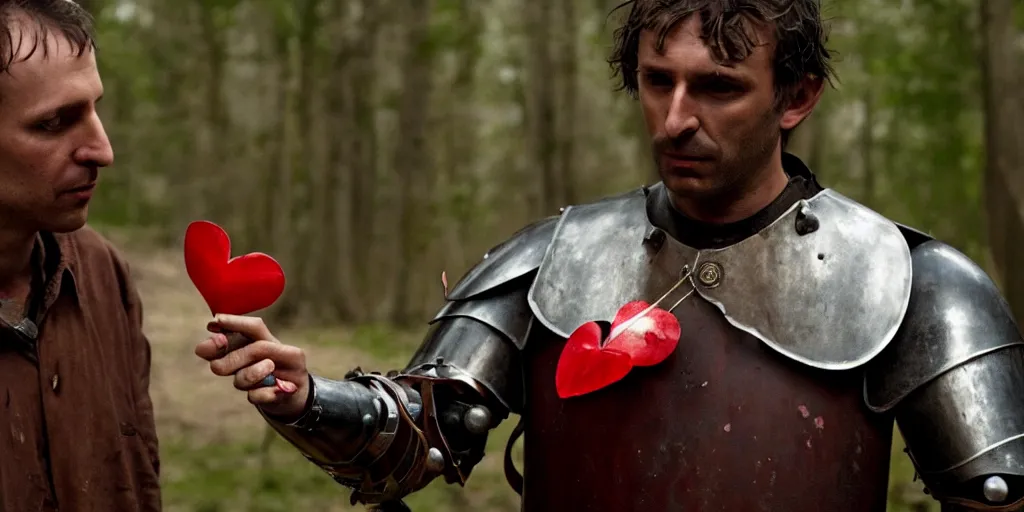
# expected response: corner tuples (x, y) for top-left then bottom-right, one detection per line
(662, 151), (712, 162)
(62, 182), (96, 200)
(661, 152), (713, 169)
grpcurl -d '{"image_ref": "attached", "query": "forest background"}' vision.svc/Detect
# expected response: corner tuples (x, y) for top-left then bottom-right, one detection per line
(72, 0), (1024, 510)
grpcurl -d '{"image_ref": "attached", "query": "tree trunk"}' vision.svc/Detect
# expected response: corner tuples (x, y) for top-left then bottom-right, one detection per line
(981, 0), (1024, 320)
(860, 91), (875, 206)
(556, 0), (579, 206)
(264, 22), (298, 322)
(391, 0), (435, 325)
(295, 0), (323, 320)
(526, 0), (559, 216)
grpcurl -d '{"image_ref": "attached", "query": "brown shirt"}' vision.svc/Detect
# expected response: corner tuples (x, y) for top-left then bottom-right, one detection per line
(0, 226), (161, 512)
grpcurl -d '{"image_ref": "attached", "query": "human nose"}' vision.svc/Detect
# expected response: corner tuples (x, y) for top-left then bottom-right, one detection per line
(664, 86), (700, 139)
(73, 112), (114, 168)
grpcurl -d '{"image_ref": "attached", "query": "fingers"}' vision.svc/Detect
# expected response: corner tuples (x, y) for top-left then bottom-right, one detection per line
(234, 358), (275, 390)
(208, 314), (276, 343)
(246, 382), (297, 406)
(208, 340), (305, 377)
(194, 332), (256, 360)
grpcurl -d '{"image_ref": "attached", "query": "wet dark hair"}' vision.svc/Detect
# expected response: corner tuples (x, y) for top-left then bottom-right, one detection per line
(0, 0), (96, 75)
(608, 0), (835, 108)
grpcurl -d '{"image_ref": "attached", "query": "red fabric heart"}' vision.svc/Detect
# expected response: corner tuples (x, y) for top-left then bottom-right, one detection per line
(603, 300), (681, 367)
(184, 220), (286, 316)
(555, 322), (633, 399)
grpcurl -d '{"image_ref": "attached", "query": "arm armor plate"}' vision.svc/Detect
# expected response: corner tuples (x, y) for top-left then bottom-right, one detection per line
(865, 240), (1024, 510)
(260, 216), (556, 506)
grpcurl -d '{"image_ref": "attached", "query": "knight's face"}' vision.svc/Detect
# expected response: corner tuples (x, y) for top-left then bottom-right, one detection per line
(0, 13), (112, 236)
(637, 14), (782, 204)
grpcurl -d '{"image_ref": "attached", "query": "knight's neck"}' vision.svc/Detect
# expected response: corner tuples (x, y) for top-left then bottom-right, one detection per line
(648, 177), (821, 251)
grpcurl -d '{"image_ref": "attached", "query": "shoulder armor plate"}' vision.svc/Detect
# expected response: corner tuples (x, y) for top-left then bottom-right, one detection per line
(445, 216), (558, 301)
(864, 240), (1024, 412)
(528, 186), (913, 370)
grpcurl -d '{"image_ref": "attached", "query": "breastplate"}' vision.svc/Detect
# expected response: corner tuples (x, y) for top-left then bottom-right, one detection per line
(519, 302), (894, 511)
(516, 185), (912, 511)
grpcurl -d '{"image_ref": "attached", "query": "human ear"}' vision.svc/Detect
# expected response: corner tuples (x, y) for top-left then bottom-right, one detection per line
(779, 75), (825, 130)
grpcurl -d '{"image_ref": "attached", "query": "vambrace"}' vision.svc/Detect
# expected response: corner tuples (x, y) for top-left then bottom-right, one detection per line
(865, 241), (1024, 510)
(260, 278), (531, 507)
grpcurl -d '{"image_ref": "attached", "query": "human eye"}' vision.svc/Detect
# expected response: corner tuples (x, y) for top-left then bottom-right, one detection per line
(699, 76), (746, 98)
(35, 114), (66, 133)
(641, 69), (674, 90)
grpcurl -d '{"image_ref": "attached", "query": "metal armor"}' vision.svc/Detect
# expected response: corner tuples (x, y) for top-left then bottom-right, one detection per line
(864, 241), (1024, 510)
(260, 177), (1024, 511)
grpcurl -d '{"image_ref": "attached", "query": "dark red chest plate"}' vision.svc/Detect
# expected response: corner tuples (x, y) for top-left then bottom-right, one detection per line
(520, 296), (894, 512)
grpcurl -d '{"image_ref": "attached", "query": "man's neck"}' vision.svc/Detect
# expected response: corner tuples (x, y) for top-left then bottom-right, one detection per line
(0, 227), (37, 293)
(671, 154), (790, 225)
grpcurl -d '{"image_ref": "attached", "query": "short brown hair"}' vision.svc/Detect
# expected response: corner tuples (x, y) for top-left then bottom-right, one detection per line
(0, 0), (96, 74)
(608, 0), (835, 106)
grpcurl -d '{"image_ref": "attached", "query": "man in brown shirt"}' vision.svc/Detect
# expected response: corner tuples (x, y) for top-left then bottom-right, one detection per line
(0, 1), (161, 510)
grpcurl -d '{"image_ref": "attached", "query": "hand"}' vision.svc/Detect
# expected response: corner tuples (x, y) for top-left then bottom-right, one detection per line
(194, 314), (310, 420)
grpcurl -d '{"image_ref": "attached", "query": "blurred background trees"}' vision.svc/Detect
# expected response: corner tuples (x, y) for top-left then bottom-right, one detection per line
(77, 0), (1023, 510)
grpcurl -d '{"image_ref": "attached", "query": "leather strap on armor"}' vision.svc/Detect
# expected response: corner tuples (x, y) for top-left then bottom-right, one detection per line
(261, 364), (501, 506)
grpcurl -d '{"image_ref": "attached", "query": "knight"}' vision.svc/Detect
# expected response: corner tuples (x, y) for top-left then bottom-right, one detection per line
(195, 1), (1024, 510)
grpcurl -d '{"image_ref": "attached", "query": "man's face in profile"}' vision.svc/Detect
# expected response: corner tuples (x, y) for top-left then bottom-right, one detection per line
(0, 11), (113, 235)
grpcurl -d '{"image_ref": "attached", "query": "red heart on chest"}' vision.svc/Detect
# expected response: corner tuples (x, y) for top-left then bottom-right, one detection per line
(184, 220), (286, 316)
(555, 322), (633, 399)
(555, 300), (682, 399)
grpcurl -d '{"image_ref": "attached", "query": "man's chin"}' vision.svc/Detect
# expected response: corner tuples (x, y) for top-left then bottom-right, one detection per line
(660, 172), (720, 199)
(40, 207), (90, 234)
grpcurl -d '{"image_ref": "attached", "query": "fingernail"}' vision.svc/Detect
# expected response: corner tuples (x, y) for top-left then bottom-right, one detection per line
(277, 380), (297, 393)
(207, 321), (222, 333)
(213, 333), (227, 348)
(261, 375), (276, 387)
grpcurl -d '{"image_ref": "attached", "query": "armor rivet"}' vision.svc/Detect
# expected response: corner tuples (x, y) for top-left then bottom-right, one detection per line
(643, 228), (666, 251)
(698, 262), (723, 288)
(362, 413), (375, 427)
(983, 475), (1009, 503)
(464, 406), (492, 434)
(444, 410), (462, 426)
(795, 202), (820, 236)
(426, 447), (446, 473)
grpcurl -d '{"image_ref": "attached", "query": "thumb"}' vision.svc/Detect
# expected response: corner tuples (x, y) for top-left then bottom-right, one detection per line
(209, 314), (274, 341)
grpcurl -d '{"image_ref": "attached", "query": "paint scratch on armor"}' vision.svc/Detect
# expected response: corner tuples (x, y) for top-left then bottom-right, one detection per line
(701, 381), (708, 387)
(723, 423), (731, 432)
(797, 404), (810, 418)
(11, 426), (24, 444)
(9, 409), (24, 444)
(806, 439), (813, 448)
(814, 416), (824, 430)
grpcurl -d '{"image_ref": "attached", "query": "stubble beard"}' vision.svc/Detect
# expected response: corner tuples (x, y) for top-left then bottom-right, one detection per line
(654, 108), (783, 221)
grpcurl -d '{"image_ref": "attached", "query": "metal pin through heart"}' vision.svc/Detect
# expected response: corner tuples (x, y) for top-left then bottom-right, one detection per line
(606, 260), (699, 343)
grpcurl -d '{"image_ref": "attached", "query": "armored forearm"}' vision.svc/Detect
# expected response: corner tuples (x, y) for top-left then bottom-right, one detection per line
(259, 317), (519, 506)
(866, 241), (1024, 511)
(261, 217), (552, 505)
